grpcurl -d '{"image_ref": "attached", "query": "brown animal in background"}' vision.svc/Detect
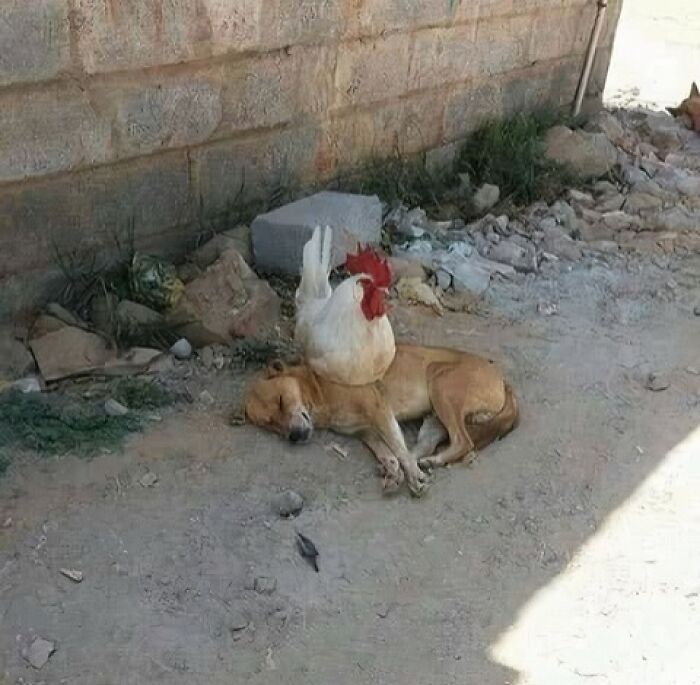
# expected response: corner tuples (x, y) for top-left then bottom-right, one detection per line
(243, 344), (519, 496)
(667, 82), (700, 133)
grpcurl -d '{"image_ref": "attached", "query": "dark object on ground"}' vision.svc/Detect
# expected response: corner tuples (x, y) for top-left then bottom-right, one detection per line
(297, 532), (319, 572)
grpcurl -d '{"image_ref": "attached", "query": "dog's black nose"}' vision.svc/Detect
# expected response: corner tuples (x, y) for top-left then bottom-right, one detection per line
(289, 427), (310, 443)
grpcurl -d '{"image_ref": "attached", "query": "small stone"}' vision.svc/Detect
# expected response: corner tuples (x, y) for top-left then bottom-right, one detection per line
(60, 568), (84, 583)
(170, 338), (192, 360)
(597, 193), (625, 213)
(276, 490), (304, 518)
(199, 390), (215, 405)
(544, 126), (618, 178)
(436, 269), (452, 290)
(593, 180), (619, 197)
(473, 183), (500, 212)
(139, 472), (158, 487)
(104, 399), (129, 417)
(645, 372), (670, 392)
(24, 637), (55, 669)
(567, 188), (595, 207)
(537, 302), (559, 316)
(254, 576), (277, 595)
(624, 192), (663, 214)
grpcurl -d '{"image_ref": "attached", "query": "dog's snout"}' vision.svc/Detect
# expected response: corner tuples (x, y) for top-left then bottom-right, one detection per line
(289, 426), (311, 443)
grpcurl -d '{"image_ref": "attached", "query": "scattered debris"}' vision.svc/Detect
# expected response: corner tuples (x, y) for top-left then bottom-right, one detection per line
(168, 249), (280, 347)
(199, 390), (215, 406)
(139, 472), (159, 488)
(29, 324), (162, 382)
(254, 576), (277, 595)
(395, 278), (444, 315)
(645, 372), (670, 392)
(170, 338), (193, 360)
(116, 300), (164, 337)
(296, 532), (320, 572)
(130, 253), (184, 310)
(473, 183), (500, 212)
(104, 399), (129, 417)
(276, 490), (304, 518)
(60, 568), (84, 583)
(30, 326), (112, 382)
(538, 302), (559, 316)
(23, 637), (56, 670)
(329, 442), (349, 460)
(544, 125), (618, 177)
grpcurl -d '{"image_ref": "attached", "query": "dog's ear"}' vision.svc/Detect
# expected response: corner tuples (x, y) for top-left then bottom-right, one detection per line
(667, 105), (682, 117)
(265, 359), (286, 378)
(691, 82), (699, 97)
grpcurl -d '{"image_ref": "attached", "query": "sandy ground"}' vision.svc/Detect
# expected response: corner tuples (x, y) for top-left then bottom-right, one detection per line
(605, 0), (700, 108)
(1, 249), (699, 684)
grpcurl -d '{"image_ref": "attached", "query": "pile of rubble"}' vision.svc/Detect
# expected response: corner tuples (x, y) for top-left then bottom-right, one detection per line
(2, 106), (700, 396)
(386, 108), (700, 301)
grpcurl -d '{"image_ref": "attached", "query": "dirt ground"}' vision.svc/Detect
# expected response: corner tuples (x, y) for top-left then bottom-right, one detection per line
(1, 247), (700, 684)
(3, 6), (700, 683)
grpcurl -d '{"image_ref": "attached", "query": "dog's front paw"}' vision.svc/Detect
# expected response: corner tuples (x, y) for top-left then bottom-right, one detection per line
(407, 468), (432, 498)
(382, 468), (404, 494)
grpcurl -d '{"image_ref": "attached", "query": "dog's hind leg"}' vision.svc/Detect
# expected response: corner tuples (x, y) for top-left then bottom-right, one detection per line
(412, 415), (448, 461)
(419, 366), (477, 469)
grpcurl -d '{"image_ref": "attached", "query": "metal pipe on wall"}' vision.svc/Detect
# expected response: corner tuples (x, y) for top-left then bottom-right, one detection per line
(572, 0), (609, 117)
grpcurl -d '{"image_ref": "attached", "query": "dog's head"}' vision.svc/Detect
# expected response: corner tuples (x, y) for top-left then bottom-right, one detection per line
(667, 82), (700, 132)
(243, 361), (314, 443)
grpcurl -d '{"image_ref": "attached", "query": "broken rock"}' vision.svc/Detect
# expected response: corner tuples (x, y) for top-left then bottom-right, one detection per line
(648, 207), (700, 232)
(276, 490), (304, 518)
(487, 239), (537, 273)
(395, 278), (444, 315)
(624, 192), (663, 214)
(116, 300), (164, 336)
(23, 637), (56, 670)
(168, 249), (280, 347)
(191, 226), (252, 269)
(544, 126), (618, 178)
(473, 183), (500, 213)
(541, 224), (582, 261)
(30, 326), (113, 382)
(252, 192), (382, 274)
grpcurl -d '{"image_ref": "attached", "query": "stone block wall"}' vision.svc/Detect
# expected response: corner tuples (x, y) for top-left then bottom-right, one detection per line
(0, 0), (623, 318)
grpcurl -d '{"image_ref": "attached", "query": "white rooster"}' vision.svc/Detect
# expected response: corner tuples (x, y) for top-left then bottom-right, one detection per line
(294, 226), (396, 386)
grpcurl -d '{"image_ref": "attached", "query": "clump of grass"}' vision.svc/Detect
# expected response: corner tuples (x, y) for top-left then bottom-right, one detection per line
(0, 391), (140, 461)
(112, 378), (172, 411)
(347, 153), (455, 211)
(458, 110), (581, 206)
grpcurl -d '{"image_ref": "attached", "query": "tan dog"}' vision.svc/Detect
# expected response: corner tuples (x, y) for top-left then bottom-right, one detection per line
(243, 344), (519, 496)
(667, 82), (700, 133)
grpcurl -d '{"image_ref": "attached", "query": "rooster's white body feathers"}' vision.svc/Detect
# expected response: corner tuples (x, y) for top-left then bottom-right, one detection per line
(294, 227), (395, 386)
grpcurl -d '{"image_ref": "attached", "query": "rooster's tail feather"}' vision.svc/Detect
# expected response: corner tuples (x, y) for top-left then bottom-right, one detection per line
(298, 226), (332, 302)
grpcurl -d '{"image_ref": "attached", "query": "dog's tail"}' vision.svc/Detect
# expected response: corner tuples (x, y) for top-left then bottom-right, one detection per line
(468, 383), (519, 451)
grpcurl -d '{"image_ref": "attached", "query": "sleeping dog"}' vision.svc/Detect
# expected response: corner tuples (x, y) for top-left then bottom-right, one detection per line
(243, 344), (519, 496)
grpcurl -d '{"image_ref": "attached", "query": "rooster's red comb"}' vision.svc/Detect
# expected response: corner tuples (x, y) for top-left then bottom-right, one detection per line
(344, 245), (392, 288)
